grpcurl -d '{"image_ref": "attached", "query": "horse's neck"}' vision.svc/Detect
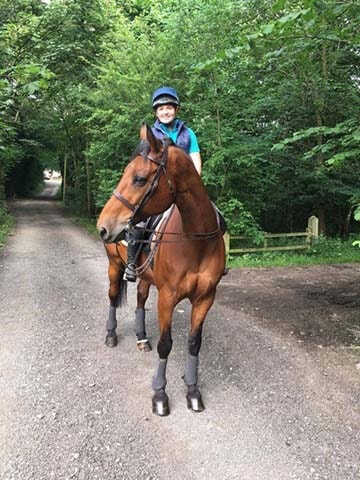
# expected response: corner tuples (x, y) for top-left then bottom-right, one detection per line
(171, 151), (217, 234)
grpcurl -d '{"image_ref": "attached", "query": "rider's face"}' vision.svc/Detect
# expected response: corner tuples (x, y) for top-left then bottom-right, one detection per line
(155, 104), (177, 125)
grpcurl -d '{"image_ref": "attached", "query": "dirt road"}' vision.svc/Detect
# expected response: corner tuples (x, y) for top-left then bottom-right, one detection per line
(0, 183), (359, 480)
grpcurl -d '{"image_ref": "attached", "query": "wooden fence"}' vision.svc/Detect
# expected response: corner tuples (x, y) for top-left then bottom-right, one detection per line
(224, 216), (319, 257)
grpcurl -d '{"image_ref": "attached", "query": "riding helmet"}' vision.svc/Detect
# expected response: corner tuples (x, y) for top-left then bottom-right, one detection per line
(152, 86), (180, 109)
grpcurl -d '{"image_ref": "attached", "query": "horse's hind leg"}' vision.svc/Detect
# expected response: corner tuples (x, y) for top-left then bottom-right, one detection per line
(135, 279), (152, 352)
(184, 292), (215, 412)
(105, 261), (126, 347)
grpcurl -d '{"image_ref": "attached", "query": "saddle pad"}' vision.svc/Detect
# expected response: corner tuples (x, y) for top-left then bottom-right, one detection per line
(149, 206), (173, 250)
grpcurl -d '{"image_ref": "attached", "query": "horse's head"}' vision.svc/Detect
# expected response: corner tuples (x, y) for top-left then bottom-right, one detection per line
(97, 124), (175, 243)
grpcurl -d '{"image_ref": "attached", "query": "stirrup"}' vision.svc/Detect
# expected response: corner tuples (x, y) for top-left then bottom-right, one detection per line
(124, 264), (137, 282)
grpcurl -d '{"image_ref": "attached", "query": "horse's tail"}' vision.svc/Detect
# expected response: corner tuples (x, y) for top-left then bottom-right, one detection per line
(115, 278), (128, 307)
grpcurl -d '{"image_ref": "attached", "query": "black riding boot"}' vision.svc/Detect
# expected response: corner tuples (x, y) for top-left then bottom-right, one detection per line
(218, 211), (227, 235)
(212, 202), (227, 235)
(213, 204), (229, 275)
(124, 227), (144, 282)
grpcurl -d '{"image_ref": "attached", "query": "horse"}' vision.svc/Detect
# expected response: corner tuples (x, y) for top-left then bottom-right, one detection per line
(97, 124), (225, 416)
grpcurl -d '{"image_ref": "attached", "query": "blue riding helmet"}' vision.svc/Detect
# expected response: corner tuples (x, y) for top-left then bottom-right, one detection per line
(152, 86), (180, 108)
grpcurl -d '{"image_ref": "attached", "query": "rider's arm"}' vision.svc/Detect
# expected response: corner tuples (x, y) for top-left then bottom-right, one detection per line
(188, 128), (202, 175)
(190, 152), (202, 175)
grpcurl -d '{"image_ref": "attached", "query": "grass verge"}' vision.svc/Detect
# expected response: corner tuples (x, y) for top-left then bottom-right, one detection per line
(70, 215), (98, 236)
(0, 206), (15, 249)
(228, 236), (360, 268)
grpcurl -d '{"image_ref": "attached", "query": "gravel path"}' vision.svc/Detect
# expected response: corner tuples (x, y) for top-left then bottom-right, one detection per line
(0, 183), (359, 480)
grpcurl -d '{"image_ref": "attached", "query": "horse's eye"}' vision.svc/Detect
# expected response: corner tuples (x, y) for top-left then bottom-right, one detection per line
(133, 174), (147, 187)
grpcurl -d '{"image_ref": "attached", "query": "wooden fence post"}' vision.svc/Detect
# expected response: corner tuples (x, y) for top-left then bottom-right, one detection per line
(307, 216), (319, 244)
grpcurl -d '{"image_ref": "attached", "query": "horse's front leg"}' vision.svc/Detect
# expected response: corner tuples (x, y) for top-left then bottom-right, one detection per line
(184, 291), (215, 412)
(135, 279), (152, 352)
(105, 260), (126, 347)
(152, 290), (175, 416)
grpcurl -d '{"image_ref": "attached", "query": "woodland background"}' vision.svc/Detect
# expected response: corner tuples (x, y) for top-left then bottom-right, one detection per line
(1, 0), (359, 238)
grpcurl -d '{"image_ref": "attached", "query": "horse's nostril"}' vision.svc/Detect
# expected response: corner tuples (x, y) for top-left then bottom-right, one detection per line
(100, 227), (107, 240)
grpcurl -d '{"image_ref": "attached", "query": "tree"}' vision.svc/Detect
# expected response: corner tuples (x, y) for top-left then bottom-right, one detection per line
(1, 0), (358, 238)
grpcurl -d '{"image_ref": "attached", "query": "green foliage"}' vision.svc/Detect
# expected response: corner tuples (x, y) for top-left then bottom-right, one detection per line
(272, 119), (360, 167)
(0, 205), (14, 248)
(0, 0), (359, 241)
(355, 207), (360, 222)
(94, 168), (122, 209)
(220, 198), (264, 244)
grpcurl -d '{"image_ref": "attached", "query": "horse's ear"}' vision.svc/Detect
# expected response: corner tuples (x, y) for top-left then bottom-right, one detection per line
(140, 123), (161, 153)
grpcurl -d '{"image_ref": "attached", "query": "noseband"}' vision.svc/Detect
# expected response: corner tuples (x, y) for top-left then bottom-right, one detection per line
(112, 143), (172, 226)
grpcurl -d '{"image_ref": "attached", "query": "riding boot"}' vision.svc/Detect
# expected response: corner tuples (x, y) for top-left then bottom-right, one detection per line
(218, 211), (227, 235)
(124, 227), (144, 282)
(213, 204), (229, 276)
(212, 202), (227, 235)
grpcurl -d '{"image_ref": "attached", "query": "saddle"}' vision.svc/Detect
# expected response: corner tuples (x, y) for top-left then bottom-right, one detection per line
(125, 203), (226, 274)
(139, 203), (226, 254)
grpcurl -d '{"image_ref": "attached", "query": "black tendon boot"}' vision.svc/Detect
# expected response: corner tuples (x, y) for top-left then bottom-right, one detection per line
(124, 227), (144, 282)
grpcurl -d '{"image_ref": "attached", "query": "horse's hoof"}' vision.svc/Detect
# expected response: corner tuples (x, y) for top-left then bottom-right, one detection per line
(186, 389), (205, 413)
(105, 334), (118, 347)
(137, 340), (152, 352)
(152, 391), (170, 416)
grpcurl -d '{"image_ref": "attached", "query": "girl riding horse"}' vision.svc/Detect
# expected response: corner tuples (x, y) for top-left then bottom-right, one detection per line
(97, 123), (225, 416)
(125, 86), (202, 282)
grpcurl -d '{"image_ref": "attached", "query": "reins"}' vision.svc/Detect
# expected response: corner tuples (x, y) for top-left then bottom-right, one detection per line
(130, 227), (221, 244)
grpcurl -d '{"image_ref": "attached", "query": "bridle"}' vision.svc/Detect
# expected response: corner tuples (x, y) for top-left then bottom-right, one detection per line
(112, 143), (173, 227)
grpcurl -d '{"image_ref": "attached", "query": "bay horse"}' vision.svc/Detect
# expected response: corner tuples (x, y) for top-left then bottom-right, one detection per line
(97, 124), (225, 416)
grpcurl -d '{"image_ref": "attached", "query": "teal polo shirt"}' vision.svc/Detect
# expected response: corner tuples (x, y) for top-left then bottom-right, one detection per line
(158, 120), (200, 154)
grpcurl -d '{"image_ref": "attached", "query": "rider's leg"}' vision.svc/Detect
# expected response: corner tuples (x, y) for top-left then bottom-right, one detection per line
(212, 203), (229, 275)
(124, 222), (146, 282)
(212, 203), (227, 235)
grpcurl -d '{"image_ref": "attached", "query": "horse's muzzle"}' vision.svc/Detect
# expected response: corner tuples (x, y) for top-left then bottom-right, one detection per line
(98, 226), (126, 244)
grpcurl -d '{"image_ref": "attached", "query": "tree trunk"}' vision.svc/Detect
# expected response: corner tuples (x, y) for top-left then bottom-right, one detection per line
(0, 164), (5, 203)
(85, 156), (92, 216)
(342, 205), (356, 239)
(63, 152), (68, 204)
(316, 206), (326, 235)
